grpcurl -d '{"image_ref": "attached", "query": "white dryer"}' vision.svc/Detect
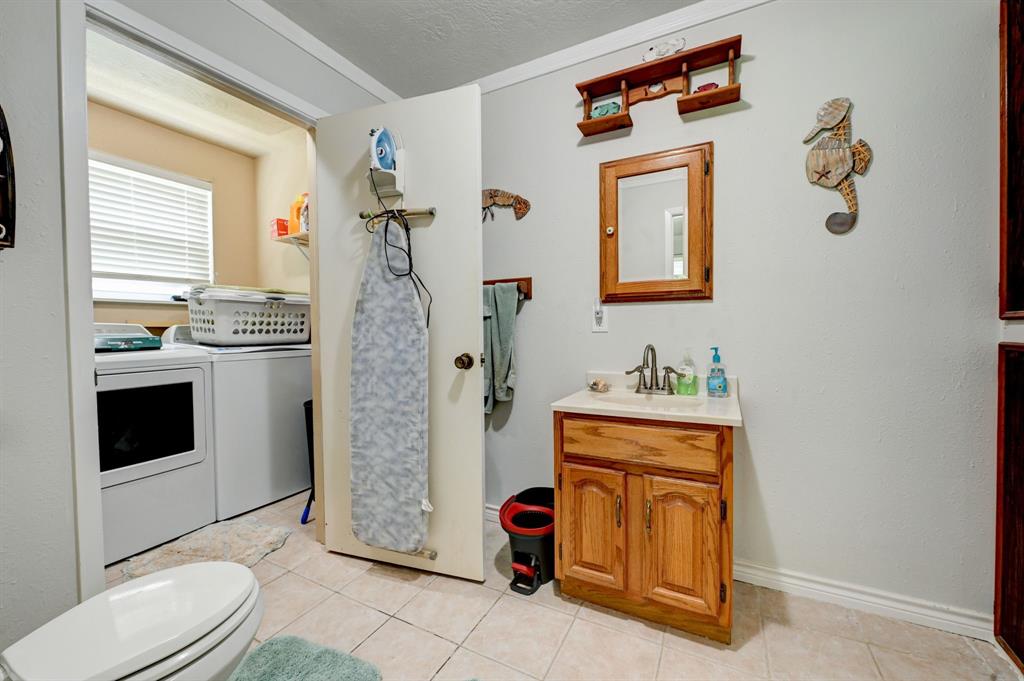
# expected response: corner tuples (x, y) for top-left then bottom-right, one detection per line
(95, 344), (215, 564)
(164, 327), (312, 520)
(207, 347), (312, 520)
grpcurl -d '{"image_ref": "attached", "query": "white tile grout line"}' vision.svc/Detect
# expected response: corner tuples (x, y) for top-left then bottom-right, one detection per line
(865, 643), (885, 681)
(653, 634), (666, 681)
(451, 592), (541, 678)
(541, 611), (575, 680)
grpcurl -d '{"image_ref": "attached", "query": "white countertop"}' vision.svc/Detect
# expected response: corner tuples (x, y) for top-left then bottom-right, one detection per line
(551, 373), (743, 427)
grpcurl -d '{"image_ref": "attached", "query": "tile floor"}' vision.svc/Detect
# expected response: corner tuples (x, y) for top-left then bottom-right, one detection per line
(106, 492), (1022, 681)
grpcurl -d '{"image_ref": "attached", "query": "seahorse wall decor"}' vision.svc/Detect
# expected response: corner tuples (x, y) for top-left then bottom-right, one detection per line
(482, 188), (530, 222)
(803, 97), (872, 234)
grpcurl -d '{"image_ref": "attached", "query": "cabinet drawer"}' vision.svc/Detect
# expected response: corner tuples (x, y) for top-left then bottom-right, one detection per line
(562, 417), (720, 475)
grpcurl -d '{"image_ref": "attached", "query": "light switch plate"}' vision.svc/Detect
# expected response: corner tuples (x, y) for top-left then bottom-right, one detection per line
(592, 300), (608, 333)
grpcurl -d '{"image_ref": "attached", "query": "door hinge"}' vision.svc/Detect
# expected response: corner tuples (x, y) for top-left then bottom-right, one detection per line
(558, 543), (562, 561)
(720, 583), (727, 603)
(94, 369), (98, 386)
(705, 160), (710, 175)
(557, 473), (562, 490)
(720, 500), (727, 522)
(704, 266), (710, 283)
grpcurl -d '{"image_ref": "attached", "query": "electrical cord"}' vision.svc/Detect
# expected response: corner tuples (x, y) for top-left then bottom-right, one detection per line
(366, 170), (433, 327)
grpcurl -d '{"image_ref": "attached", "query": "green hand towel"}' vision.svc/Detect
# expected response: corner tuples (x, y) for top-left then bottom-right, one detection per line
(228, 636), (381, 681)
(483, 282), (519, 414)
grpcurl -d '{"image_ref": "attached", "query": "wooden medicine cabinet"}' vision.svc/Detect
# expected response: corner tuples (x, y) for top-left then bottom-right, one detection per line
(600, 143), (713, 303)
(598, 144), (712, 303)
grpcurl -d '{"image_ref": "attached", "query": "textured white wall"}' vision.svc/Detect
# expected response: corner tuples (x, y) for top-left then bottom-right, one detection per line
(482, 0), (999, 617)
(0, 1), (81, 649)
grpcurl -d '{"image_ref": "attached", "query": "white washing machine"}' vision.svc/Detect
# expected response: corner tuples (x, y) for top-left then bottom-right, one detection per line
(165, 328), (312, 520)
(95, 344), (216, 564)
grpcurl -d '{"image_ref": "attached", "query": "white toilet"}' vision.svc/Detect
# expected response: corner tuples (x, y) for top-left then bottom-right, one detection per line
(0, 562), (263, 681)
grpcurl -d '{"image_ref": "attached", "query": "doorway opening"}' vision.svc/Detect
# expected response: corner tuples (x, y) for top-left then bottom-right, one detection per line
(84, 23), (317, 571)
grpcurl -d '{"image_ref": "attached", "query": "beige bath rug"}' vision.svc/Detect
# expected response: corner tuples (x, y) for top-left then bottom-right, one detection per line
(123, 518), (291, 579)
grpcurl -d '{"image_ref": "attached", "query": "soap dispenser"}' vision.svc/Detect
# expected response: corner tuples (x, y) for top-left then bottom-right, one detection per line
(707, 346), (728, 398)
(676, 351), (698, 396)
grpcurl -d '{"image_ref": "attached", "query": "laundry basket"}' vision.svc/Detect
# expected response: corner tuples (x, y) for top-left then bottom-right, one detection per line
(187, 287), (311, 346)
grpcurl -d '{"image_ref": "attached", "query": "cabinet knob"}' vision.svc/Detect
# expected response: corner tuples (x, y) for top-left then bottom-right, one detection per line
(454, 352), (474, 370)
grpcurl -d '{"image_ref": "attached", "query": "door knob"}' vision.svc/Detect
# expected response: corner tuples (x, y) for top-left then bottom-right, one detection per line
(454, 353), (474, 370)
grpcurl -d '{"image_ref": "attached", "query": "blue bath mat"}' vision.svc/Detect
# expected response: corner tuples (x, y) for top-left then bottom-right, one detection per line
(229, 636), (381, 681)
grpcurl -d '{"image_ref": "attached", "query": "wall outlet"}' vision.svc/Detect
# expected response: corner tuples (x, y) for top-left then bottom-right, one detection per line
(592, 299), (609, 333)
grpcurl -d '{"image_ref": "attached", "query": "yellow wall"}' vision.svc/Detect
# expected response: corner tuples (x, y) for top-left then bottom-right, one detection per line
(256, 128), (311, 293)
(88, 101), (258, 326)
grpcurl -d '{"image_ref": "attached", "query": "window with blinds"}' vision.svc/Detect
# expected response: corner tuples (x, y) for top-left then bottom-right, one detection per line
(88, 155), (213, 301)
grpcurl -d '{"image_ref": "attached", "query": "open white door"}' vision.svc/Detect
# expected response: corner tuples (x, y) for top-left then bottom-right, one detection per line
(313, 85), (484, 580)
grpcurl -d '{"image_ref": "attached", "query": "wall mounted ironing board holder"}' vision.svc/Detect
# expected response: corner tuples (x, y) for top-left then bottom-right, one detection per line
(360, 207), (436, 232)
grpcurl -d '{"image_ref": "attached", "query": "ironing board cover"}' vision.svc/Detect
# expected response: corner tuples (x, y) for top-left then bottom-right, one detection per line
(349, 223), (430, 553)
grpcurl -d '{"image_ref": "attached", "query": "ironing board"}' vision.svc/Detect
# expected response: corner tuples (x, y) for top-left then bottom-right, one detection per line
(349, 223), (430, 553)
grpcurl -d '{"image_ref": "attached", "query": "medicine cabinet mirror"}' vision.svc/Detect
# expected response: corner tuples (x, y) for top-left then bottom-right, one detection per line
(600, 143), (713, 302)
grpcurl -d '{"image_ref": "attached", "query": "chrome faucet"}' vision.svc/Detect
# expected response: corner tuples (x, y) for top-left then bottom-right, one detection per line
(626, 344), (677, 395)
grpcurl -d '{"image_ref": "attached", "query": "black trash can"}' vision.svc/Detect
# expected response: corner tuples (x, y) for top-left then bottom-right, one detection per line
(300, 399), (315, 524)
(499, 487), (555, 595)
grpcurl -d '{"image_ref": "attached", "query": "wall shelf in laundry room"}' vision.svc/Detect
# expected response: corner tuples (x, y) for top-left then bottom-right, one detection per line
(275, 232), (309, 260)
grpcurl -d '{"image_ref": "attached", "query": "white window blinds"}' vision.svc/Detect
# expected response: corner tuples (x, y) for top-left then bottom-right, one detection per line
(88, 156), (213, 287)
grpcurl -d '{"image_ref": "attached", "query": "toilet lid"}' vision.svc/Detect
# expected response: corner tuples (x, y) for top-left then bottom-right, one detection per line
(0, 561), (256, 681)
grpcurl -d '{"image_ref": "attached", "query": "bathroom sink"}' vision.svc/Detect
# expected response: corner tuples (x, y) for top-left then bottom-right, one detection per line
(551, 382), (742, 427)
(594, 392), (704, 410)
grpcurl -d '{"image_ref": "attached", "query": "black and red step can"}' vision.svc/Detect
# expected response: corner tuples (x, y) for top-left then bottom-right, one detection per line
(499, 487), (555, 595)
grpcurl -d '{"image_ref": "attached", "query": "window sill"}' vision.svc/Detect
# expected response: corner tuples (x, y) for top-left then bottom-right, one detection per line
(93, 297), (187, 306)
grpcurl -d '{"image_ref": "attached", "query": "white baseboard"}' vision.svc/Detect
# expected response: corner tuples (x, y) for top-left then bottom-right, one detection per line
(733, 559), (993, 641)
(485, 503), (994, 641)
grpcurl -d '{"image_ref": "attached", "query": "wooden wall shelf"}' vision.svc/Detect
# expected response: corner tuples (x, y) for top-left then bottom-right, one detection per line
(575, 35), (742, 137)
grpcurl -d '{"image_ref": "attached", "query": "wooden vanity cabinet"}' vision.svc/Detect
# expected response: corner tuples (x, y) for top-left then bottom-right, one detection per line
(554, 411), (734, 643)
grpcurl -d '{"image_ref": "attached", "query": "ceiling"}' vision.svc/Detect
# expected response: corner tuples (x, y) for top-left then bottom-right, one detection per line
(263, 0), (695, 97)
(86, 29), (302, 157)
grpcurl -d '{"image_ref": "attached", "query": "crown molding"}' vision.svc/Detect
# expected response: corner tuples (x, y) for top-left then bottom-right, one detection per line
(472, 0), (773, 94)
(228, 0), (400, 104)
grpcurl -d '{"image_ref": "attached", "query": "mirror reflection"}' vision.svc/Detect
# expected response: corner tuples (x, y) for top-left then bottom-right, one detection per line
(617, 167), (687, 282)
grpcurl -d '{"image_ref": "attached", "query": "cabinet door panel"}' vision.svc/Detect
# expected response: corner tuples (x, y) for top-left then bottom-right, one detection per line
(643, 475), (720, 616)
(561, 463), (626, 590)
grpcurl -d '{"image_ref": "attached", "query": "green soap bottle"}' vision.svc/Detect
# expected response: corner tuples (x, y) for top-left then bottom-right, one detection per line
(675, 352), (699, 396)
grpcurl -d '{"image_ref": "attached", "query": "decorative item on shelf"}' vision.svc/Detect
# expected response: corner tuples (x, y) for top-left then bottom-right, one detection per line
(803, 97), (873, 234)
(587, 378), (610, 393)
(482, 188), (531, 222)
(695, 82), (720, 93)
(0, 102), (15, 250)
(642, 36), (686, 62)
(591, 101), (621, 119)
(575, 35), (742, 138)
